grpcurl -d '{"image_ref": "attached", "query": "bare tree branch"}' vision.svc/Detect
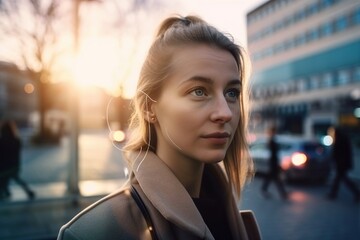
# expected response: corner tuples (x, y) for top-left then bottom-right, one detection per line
(0, 0), (69, 138)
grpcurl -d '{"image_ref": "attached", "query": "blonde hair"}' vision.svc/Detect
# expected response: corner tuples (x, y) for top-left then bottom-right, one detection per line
(124, 15), (253, 196)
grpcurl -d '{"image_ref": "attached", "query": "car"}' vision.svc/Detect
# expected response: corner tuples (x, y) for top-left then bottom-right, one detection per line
(249, 135), (331, 182)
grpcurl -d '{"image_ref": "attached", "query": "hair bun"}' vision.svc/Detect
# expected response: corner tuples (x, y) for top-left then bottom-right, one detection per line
(156, 15), (203, 37)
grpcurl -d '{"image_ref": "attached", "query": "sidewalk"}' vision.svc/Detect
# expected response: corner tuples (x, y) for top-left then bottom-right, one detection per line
(0, 179), (127, 240)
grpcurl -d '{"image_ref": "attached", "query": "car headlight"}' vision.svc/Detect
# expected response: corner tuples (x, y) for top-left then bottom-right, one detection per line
(291, 152), (307, 167)
(281, 152), (307, 170)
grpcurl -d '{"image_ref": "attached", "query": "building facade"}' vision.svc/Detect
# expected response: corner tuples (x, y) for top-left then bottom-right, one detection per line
(0, 61), (38, 127)
(247, 0), (360, 180)
(247, 0), (360, 137)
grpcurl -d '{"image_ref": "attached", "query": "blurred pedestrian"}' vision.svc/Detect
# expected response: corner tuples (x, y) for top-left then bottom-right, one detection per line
(0, 121), (35, 200)
(261, 126), (288, 200)
(327, 126), (360, 203)
(0, 122), (11, 200)
(58, 15), (261, 240)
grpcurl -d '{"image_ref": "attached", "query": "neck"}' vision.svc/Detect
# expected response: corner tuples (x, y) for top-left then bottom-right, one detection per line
(157, 151), (204, 198)
(181, 162), (204, 198)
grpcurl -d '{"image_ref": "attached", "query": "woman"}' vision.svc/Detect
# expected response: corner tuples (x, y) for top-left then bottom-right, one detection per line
(58, 15), (259, 240)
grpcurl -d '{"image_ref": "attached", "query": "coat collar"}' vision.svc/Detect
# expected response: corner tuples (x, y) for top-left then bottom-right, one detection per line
(130, 151), (214, 239)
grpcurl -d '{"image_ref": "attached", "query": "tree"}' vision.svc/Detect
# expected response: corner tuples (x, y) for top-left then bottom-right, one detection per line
(0, 0), (68, 142)
(0, 0), (169, 140)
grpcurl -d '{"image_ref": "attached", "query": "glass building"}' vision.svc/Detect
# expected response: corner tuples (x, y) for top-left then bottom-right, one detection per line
(247, 0), (360, 181)
(247, 0), (360, 138)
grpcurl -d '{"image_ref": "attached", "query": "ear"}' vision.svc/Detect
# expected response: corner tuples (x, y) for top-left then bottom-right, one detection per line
(144, 103), (157, 123)
(145, 111), (156, 123)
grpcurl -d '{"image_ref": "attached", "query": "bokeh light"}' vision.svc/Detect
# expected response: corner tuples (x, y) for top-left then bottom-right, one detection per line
(322, 135), (333, 146)
(24, 83), (34, 94)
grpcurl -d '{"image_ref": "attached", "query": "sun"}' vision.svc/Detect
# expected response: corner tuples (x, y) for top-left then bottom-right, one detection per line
(72, 36), (138, 97)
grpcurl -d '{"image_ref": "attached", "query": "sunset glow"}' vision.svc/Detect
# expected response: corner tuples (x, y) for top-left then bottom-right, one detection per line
(72, 37), (123, 95)
(68, 0), (267, 99)
(0, 0), (267, 100)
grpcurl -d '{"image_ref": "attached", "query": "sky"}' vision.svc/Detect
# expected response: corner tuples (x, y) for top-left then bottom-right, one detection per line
(0, 0), (268, 98)
(106, 0), (269, 98)
(179, 0), (268, 46)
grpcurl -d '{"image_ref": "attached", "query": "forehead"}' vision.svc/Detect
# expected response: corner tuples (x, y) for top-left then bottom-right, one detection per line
(167, 44), (239, 82)
(171, 44), (237, 67)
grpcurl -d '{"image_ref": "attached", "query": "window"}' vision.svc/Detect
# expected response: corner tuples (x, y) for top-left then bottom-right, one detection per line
(310, 76), (321, 89)
(321, 22), (333, 37)
(264, 47), (274, 57)
(277, 20), (285, 30)
(321, 0), (334, 8)
(337, 70), (351, 85)
(296, 79), (307, 92)
(354, 67), (360, 82)
(309, 3), (319, 15)
(288, 81), (297, 93)
(284, 39), (295, 50)
(307, 28), (319, 42)
(335, 16), (348, 32)
(277, 83), (289, 95)
(299, 10), (306, 21)
(353, 8), (360, 25)
(322, 73), (333, 88)
(266, 26), (274, 35)
(253, 88), (263, 99)
(274, 43), (285, 53)
(295, 33), (306, 46)
(252, 52), (262, 61)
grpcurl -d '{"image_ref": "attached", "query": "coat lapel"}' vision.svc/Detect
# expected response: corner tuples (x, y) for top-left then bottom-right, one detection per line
(130, 151), (214, 239)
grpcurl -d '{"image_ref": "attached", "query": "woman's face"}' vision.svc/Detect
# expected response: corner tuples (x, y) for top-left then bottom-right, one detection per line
(152, 44), (241, 164)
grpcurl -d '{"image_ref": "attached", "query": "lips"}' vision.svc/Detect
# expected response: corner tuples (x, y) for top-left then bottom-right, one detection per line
(202, 132), (230, 138)
(202, 132), (230, 145)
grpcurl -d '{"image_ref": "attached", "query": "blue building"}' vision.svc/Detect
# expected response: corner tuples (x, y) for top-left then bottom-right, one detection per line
(247, 0), (360, 136)
(247, 0), (360, 179)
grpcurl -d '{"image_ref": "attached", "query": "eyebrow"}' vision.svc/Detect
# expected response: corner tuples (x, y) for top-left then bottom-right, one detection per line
(181, 76), (241, 87)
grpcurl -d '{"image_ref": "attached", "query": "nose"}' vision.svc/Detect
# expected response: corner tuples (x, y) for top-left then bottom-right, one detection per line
(210, 96), (233, 123)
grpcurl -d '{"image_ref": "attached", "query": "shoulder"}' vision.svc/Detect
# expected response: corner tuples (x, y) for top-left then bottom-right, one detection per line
(57, 187), (146, 240)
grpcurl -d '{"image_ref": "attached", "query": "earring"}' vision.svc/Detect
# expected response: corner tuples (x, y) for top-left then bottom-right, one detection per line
(151, 116), (156, 122)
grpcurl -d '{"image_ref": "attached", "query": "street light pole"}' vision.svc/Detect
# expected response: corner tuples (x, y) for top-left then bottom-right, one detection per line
(67, 0), (82, 197)
(67, 0), (102, 198)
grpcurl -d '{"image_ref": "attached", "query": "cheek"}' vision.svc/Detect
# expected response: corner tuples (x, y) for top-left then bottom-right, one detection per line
(230, 105), (241, 132)
(161, 104), (201, 130)
(155, 96), (205, 138)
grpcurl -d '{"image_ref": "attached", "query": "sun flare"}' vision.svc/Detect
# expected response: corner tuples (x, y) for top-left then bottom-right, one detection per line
(74, 38), (121, 94)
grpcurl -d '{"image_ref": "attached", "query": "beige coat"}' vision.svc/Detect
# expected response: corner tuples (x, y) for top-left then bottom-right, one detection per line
(57, 151), (260, 240)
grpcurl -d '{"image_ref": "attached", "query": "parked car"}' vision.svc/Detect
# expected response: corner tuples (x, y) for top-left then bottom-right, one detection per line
(249, 135), (331, 182)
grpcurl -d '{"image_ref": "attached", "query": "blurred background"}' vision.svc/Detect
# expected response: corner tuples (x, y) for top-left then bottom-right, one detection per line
(0, 0), (359, 239)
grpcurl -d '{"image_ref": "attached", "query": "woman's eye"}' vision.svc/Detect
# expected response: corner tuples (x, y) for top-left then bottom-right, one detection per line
(225, 88), (240, 102)
(191, 88), (206, 97)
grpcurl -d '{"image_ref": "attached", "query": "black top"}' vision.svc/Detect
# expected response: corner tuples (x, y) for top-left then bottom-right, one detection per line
(268, 136), (280, 173)
(332, 128), (353, 171)
(192, 196), (233, 240)
(0, 137), (21, 176)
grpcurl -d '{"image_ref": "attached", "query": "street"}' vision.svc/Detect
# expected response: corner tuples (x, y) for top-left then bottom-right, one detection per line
(20, 130), (128, 184)
(4, 131), (360, 239)
(241, 176), (360, 240)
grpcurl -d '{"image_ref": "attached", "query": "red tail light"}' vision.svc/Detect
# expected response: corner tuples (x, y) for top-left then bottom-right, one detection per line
(281, 156), (291, 170)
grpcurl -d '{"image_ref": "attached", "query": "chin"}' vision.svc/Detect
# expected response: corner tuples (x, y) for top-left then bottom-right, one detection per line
(200, 152), (226, 164)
